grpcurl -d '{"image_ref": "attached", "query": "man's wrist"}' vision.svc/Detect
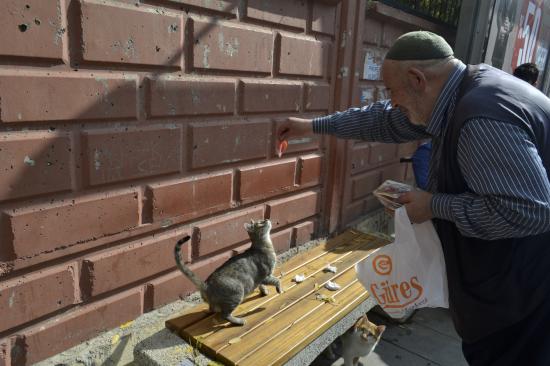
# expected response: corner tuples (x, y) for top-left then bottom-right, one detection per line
(431, 193), (455, 221)
(312, 116), (332, 134)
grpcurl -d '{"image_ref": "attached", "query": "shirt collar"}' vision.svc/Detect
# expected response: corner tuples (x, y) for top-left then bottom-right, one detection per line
(425, 61), (467, 136)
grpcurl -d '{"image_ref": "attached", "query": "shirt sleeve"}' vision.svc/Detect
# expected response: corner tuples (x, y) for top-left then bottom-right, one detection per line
(431, 118), (550, 240)
(312, 99), (431, 143)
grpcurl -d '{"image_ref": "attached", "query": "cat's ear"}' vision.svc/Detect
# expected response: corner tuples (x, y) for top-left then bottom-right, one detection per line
(244, 219), (256, 231)
(376, 325), (386, 335)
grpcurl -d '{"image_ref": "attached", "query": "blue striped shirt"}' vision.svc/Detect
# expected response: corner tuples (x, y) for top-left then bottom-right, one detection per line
(313, 61), (550, 240)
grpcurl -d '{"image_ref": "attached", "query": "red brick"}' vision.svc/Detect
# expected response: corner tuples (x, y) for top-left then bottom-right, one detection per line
(382, 163), (407, 182)
(305, 82), (330, 111)
(0, 265), (76, 333)
(267, 191), (320, 229)
(80, 1), (183, 66)
(350, 143), (371, 174)
(1, 191), (139, 261)
(193, 20), (272, 73)
(363, 16), (382, 45)
(294, 220), (314, 246)
(299, 154), (322, 186)
(164, 0), (239, 14)
(274, 120), (320, 155)
(0, 132), (71, 202)
(11, 290), (142, 366)
(398, 141), (419, 157)
(195, 207), (264, 257)
(247, 0), (307, 29)
(190, 120), (269, 168)
(82, 127), (181, 186)
(231, 242), (251, 256)
(0, 72), (137, 122)
(312, 2), (337, 35)
(369, 142), (398, 165)
(239, 160), (296, 202)
(0, 0), (64, 60)
(146, 250), (232, 309)
(271, 228), (292, 253)
(81, 230), (190, 299)
(149, 172), (232, 223)
(242, 80), (301, 113)
(351, 170), (381, 201)
(145, 271), (192, 310)
(382, 23), (403, 48)
(148, 77), (235, 117)
(279, 35), (329, 77)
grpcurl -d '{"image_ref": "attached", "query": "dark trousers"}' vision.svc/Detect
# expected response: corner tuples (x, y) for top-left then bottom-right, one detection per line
(462, 297), (550, 366)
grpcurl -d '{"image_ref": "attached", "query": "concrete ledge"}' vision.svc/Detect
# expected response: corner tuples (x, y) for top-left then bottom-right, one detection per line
(35, 299), (201, 366)
(134, 327), (215, 366)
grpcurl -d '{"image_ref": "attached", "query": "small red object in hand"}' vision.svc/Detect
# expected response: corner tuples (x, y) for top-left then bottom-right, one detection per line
(277, 140), (288, 158)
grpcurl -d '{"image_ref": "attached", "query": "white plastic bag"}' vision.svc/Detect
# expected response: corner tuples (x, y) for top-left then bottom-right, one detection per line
(356, 207), (448, 318)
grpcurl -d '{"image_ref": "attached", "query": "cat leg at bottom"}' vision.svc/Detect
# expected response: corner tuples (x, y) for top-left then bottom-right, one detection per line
(262, 275), (283, 293)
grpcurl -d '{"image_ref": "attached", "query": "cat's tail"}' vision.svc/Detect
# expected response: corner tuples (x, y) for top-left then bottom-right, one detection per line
(175, 236), (206, 291)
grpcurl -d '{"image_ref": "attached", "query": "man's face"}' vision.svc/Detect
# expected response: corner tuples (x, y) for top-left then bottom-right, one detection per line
(382, 60), (430, 125)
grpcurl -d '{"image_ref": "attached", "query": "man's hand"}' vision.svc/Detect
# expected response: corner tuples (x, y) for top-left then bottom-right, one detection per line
(397, 190), (433, 223)
(277, 117), (314, 142)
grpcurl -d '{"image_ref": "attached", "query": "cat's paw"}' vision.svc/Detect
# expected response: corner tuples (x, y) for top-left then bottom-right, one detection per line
(276, 285), (283, 294)
(260, 285), (269, 296)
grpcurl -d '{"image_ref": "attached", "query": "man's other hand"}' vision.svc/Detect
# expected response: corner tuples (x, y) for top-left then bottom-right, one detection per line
(397, 190), (433, 223)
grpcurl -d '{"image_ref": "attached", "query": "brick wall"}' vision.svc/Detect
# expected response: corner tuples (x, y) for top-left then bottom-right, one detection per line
(0, 0), (455, 364)
(0, 0), (338, 364)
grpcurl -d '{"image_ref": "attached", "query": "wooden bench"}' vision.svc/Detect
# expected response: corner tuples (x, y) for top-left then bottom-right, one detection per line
(165, 229), (389, 366)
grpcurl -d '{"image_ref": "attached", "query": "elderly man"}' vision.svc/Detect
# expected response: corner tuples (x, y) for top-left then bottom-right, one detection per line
(278, 31), (550, 365)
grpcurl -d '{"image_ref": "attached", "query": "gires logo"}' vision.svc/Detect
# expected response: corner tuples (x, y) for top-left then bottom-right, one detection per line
(369, 255), (424, 308)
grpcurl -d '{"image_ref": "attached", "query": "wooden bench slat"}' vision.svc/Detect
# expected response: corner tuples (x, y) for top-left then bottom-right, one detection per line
(238, 281), (368, 366)
(165, 304), (210, 333)
(217, 268), (360, 362)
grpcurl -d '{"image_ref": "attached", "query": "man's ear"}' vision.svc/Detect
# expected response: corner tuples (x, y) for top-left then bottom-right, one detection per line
(406, 67), (427, 92)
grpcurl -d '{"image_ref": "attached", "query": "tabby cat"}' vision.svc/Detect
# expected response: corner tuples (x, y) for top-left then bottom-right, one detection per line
(174, 219), (282, 326)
